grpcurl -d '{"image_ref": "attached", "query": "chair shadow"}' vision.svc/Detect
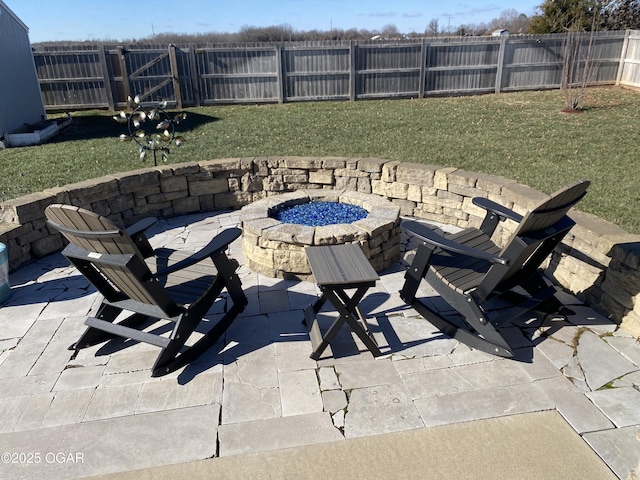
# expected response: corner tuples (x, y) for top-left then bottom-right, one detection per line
(3, 254), (96, 307)
(177, 285), (440, 383)
(298, 288), (443, 364)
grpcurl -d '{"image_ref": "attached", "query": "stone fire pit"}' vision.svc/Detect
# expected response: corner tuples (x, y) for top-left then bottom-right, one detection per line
(240, 189), (401, 279)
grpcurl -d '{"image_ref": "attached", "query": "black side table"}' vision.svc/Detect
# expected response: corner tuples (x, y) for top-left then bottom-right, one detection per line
(304, 244), (382, 360)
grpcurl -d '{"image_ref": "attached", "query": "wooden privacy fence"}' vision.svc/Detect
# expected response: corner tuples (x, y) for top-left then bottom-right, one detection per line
(618, 30), (640, 88)
(32, 30), (639, 111)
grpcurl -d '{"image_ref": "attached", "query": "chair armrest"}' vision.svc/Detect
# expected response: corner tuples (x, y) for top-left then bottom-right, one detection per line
(151, 227), (242, 278)
(472, 197), (523, 223)
(126, 217), (157, 258)
(403, 220), (509, 265)
(126, 217), (157, 237)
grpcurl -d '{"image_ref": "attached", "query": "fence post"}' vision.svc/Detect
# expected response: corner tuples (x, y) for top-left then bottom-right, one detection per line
(276, 44), (285, 103)
(188, 44), (202, 107)
(495, 35), (508, 94)
(168, 44), (183, 109)
(350, 40), (357, 101)
(118, 46), (131, 105)
(419, 39), (428, 98)
(616, 29), (631, 86)
(97, 45), (116, 110)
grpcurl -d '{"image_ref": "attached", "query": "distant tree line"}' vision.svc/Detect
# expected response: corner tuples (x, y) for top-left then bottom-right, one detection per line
(32, 1), (639, 47)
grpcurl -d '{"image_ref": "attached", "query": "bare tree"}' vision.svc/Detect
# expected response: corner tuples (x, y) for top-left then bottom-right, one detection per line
(561, 9), (602, 111)
(379, 24), (401, 39)
(426, 18), (440, 37)
(489, 9), (531, 33)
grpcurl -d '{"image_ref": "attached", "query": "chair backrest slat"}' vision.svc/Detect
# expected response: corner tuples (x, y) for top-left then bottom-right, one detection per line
(100, 263), (159, 305)
(45, 204), (178, 315)
(509, 181), (589, 239)
(46, 204), (142, 257)
(477, 179), (589, 299)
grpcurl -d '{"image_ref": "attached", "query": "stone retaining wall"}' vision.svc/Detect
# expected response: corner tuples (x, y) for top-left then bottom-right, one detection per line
(1, 156), (638, 336)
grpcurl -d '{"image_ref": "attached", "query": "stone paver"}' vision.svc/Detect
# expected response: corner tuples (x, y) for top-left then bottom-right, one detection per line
(268, 309), (308, 338)
(322, 389), (348, 413)
(0, 396), (28, 433)
(0, 374), (58, 399)
(318, 366), (341, 390)
(29, 339), (76, 376)
(53, 365), (106, 391)
(279, 369), (323, 416)
(135, 370), (223, 414)
(13, 392), (55, 432)
(221, 380), (281, 424)
(586, 387), (640, 428)
(0, 342), (44, 379)
(0, 304), (45, 338)
(334, 358), (402, 389)
(535, 336), (576, 369)
(258, 290), (291, 314)
(36, 294), (95, 321)
(218, 412), (343, 456)
(0, 404), (220, 480)
(344, 382), (424, 438)
(402, 366), (475, 400)
(414, 383), (555, 428)
(536, 375), (614, 433)
(584, 426), (640, 480)
(18, 317), (63, 347)
(605, 336), (640, 366)
(577, 330), (639, 390)
(83, 384), (142, 421)
(450, 358), (534, 389)
(40, 388), (94, 428)
(1, 210), (639, 479)
(273, 340), (317, 373)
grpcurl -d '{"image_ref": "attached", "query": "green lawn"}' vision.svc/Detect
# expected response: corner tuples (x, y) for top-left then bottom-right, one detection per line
(1, 86), (639, 233)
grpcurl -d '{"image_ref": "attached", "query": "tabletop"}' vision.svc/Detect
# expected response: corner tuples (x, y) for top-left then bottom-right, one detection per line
(305, 244), (379, 286)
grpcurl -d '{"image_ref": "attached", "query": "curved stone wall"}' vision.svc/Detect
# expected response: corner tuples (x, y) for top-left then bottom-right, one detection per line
(0, 156), (638, 336)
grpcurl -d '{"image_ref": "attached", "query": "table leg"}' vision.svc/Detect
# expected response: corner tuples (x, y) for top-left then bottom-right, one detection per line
(322, 286), (381, 358)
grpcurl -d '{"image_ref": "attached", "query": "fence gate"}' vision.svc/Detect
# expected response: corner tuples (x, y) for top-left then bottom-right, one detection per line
(117, 45), (183, 108)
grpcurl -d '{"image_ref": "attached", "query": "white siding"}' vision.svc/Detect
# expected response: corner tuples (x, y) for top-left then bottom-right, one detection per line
(0, 1), (46, 135)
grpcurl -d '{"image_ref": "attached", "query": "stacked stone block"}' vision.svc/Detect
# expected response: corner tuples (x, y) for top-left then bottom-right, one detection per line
(240, 190), (401, 280)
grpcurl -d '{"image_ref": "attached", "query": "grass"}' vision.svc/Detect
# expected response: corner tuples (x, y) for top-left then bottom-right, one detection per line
(1, 86), (639, 233)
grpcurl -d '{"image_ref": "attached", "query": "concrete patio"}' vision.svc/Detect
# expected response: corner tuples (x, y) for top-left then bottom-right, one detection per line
(0, 210), (638, 479)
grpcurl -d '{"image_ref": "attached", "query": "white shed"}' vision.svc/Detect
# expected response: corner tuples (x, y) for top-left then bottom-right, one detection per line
(0, 1), (46, 139)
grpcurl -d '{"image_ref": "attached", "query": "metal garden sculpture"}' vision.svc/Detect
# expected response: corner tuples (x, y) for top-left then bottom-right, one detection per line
(114, 95), (186, 166)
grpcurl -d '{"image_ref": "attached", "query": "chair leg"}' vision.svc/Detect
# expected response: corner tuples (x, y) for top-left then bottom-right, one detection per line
(400, 242), (435, 304)
(401, 266), (513, 357)
(150, 253), (248, 377)
(410, 297), (513, 358)
(150, 301), (246, 377)
(212, 253), (248, 309)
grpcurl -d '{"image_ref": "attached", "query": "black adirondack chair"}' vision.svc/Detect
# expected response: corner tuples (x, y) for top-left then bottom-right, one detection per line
(399, 179), (590, 358)
(45, 204), (248, 376)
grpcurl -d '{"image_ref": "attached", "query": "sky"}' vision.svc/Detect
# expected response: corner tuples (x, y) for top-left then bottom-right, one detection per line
(6, 0), (541, 44)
